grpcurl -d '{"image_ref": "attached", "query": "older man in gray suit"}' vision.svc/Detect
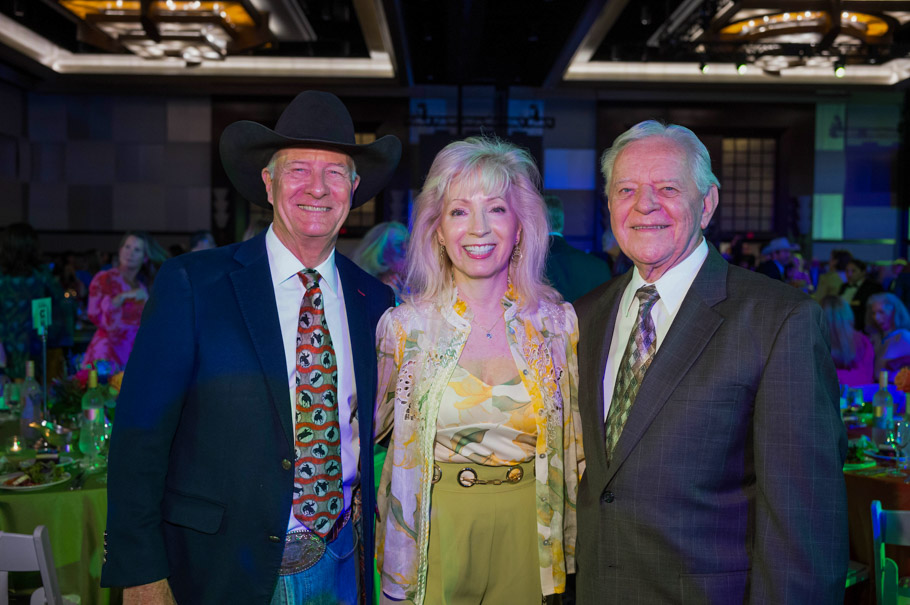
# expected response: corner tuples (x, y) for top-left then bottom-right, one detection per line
(573, 121), (847, 604)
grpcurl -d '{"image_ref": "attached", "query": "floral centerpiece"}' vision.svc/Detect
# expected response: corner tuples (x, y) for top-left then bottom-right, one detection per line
(896, 367), (910, 394)
(49, 360), (123, 420)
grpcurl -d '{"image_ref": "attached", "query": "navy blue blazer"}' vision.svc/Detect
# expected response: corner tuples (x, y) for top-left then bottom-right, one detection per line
(101, 231), (394, 604)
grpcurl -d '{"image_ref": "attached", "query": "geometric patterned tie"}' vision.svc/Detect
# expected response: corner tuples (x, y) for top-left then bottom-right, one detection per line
(604, 285), (661, 464)
(292, 269), (343, 537)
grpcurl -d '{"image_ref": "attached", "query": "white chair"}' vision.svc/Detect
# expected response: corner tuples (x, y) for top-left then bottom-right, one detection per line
(0, 526), (78, 605)
(871, 500), (910, 605)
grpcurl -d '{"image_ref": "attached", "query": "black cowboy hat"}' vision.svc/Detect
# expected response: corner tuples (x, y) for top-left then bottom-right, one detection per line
(219, 90), (401, 208)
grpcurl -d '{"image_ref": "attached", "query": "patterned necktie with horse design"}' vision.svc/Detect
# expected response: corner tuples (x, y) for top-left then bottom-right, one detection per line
(292, 269), (343, 536)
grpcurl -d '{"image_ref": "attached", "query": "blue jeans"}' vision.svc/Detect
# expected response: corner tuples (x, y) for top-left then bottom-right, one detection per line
(271, 520), (360, 605)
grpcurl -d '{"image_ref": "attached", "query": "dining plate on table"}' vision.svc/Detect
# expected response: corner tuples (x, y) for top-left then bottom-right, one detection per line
(0, 471), (72, 491)
(844, 459), (877, 470)
(18, 456), (75, 469)
(864, 450), (907, 463)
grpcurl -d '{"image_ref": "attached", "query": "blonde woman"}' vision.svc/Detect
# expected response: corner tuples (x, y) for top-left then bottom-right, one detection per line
(374, 137), (584, 604)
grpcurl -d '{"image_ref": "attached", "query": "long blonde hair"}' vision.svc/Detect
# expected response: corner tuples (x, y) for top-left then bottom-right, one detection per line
(820, 295), (858, 369)
(406, 136), (560, 310)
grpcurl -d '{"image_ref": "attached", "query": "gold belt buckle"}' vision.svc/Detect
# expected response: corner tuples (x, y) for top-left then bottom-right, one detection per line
(279, 529), (326, 576)
(456, 465), (524, 488)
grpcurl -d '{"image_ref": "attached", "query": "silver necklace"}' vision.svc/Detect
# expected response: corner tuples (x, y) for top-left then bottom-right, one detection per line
(474, 314), (504, 340)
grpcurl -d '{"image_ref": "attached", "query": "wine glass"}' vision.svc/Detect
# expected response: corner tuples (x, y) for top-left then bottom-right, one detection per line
(886, 420), (909, 477)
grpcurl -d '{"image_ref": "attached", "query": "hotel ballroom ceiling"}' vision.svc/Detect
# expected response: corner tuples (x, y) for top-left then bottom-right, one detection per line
(1, 0), (909, 92)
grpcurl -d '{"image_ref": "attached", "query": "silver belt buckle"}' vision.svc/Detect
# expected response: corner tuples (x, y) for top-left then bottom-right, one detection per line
(279, 529), (326, 576)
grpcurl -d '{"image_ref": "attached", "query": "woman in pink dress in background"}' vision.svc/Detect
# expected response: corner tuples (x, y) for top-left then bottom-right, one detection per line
(83, 232), (155, 370)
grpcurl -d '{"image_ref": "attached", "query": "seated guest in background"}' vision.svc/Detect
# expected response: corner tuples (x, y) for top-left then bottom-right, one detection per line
(574, 120), (846, 603)
(0, 223), (71, 380)
(736, 253), (756, 270)
(814, 249), (852, 302)
(351, 221), (409, 302)
(189, 229), (217, 252)
(83, 231), (158, 370)
(866, 292), (910, 378)
(882, 258), (907, 291)
(756, 236), (797, 281)
(101, 91), (400, 604)
(375, 137), (583, 604)
(821, 295), (874, 386)
(840, 258), (883, 332)
(55, 250), (88, 301)
(785, 252), (812, 293)
(543, 194), (612, 302)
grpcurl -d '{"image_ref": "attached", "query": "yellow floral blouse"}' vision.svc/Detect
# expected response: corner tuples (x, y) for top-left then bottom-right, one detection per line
(374, 287), (584, 603)
(434, 365), (534, 464)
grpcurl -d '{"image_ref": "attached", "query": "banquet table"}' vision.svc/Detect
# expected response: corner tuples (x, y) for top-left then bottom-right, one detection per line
(0, 461), (120, 604)
(844, 462), (910, 605)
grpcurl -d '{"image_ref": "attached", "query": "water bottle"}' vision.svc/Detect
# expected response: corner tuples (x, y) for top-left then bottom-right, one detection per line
(874, 371), (895, 445)
(20, 361), (43, 441)
(79, 370), (106, 469)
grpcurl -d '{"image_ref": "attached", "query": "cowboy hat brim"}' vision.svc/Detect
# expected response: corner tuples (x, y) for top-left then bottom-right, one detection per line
(219, 120), (401, 209)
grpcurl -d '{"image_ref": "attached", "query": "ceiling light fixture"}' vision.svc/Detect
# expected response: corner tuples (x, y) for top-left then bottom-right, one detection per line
(834, 60), (846, 78)
(50, 0), (273, 63)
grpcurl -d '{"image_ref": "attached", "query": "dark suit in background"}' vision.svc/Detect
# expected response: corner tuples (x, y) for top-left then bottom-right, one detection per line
(545, 234), (612, 303)
(840, 278), (883, 332)
(756, 258), (785, 280)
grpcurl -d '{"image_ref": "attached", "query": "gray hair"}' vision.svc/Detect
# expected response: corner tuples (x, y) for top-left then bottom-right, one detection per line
(600, 120), (720, 196)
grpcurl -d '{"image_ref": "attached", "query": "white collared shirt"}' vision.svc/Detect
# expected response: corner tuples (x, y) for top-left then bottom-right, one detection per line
(602, 238), (709, 422)
(265, 226), (358, 531)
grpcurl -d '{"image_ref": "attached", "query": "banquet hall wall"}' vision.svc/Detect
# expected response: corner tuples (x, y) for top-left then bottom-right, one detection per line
(0, 75), (906, 263)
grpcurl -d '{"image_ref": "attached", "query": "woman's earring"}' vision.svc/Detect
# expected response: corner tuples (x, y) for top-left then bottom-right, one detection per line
(439, 243), (446, 259)
(510, 245), (522, 263)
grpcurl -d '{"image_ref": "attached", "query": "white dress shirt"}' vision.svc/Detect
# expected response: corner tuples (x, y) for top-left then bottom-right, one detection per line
(265, 226), (358, 532)
(602, 239), (709, 422)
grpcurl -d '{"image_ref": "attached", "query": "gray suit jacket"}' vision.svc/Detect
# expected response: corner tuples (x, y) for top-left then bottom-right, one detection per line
(573, 245), (848, 604)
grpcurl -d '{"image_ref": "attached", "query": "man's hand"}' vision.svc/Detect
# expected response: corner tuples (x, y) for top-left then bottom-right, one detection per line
(123, 579), (177, 605)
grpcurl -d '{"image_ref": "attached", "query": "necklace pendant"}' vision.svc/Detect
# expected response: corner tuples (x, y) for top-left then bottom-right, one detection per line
(486, 332), (493, 340)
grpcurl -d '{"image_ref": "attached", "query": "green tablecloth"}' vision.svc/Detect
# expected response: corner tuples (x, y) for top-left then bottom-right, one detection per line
(0, 467), (119, 604)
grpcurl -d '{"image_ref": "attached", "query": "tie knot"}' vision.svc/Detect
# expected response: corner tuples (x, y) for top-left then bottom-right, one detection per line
(298, 269), (321, 290)
(635, 285), (660, 314)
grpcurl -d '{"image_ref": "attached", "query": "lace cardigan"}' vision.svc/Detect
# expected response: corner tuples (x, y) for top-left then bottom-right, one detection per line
(374, 288), (584, 603)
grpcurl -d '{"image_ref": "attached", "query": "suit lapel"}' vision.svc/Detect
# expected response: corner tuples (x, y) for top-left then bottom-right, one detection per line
(335, 254), (376, 428)
(604, 247), (729, 485)
(230, 233), (294, 450)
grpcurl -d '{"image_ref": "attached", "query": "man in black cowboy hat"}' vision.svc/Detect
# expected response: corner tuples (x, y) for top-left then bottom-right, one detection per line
(101, 91), (400, 604)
